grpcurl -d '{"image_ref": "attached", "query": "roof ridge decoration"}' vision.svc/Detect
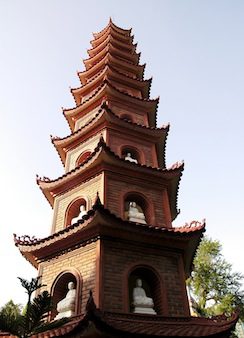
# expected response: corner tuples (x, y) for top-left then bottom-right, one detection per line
(71, 65), (152, 104)
(51, 103), (169, 167)
(83, 42), (139, 68)
(74, 64), (152, 100)
(64, 79), (159, 116)
(14, 197), (205, 248)
(91, 25), (133, 46)
(18, 308), (238, 338)
(78, 52), (145, 84)
(93, 19), (132, 40)
(88, 33), (137, 58)
(38, 134), (183, 186)
(56, 102), (166, 143)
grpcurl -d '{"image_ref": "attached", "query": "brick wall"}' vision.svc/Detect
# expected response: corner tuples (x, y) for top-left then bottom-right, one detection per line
(39, 241), (97, 314)
(74, 107), (100, 131)
(108, 131), (157, 167)
(111, 103), (148, 126)
(102, 239), (188, 316)
(65, 130), (106, 172)
(106, 175), (170, 227)
(52, 173), (104, 233)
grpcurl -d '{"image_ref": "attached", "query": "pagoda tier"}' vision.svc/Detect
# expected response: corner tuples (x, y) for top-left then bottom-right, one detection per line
(91, 25), (134, 49)
(71, 64), (152, 105)
(37, 137), (182, 227)
(15, 198), (205, 316)
(93, 19), (132, 39)
(14, 198), (205, 274)
(9, 293), (237, 338)
(52, 103), (168, 168)
(83, 42), (141, 69)
(64, 80), (159, 131)
(78, 52), (145, 85)
(13, 20), (237, 338)
(88, 34), (137, 58)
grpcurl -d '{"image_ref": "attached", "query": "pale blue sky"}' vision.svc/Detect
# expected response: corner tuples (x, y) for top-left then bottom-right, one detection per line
(0, 0), (243, 306)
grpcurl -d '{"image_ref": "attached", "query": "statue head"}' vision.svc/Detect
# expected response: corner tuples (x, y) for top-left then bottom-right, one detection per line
(130, 201), (137, 208)
(136, 278), (142, 287)
(127, 152), (132, 157)
(80, 205), (86, 211)
(68, 281), (75, 290)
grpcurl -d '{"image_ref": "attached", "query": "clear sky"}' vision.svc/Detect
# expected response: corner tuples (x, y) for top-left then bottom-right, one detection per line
(0, 0), (243, 307)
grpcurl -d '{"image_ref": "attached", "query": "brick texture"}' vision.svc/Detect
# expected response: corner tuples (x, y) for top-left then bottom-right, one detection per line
(39, 242), (97, 314)
(105, 175), (169, 227)
(102, 239), (188, 316)
(52, 173), (104, 233)
(65, 130), (106, 172)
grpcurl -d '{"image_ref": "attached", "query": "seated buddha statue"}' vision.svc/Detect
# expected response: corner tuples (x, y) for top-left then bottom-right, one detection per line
(55, 282), (76, 320)
(125, 152), (138, 164)
(71, 205), (87, 225)
(128, 202), (146, 224)
(133, 278), (156, 314)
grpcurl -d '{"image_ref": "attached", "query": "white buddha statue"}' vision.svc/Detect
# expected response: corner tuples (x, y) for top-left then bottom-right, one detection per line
(71, 205), (87, 225)
(55, 282), (76, 320)
(128, 202), (146, 224)
(125, 152), (138, 164)
(133, 278), (156, 314)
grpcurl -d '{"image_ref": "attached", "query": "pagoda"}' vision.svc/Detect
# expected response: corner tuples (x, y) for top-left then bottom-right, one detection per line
(13, 20), (237, 337)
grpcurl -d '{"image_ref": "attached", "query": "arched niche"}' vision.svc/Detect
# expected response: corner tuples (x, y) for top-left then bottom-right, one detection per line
(65, 197), (87, 227)
(128, 266), (162, 314)
(124, 193), (149, 224)
(50, 270), (82, 320)
(76, 151), (92, 167)
(121, 146), (140, 164)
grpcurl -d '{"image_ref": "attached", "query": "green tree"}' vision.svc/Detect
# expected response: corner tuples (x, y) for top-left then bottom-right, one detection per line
(188, 236), (244, 320)
(0, 277), (67, 338)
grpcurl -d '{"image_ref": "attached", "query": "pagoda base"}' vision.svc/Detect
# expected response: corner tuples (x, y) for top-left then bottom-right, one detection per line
(55, 310), (75, 320)
(134, 307), (156, 315)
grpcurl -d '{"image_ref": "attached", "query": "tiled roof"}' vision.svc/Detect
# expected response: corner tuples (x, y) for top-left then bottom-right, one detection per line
(64, 79), (158, 130)
(71, 64), (151, 103)
(38, 136), (182, 213)
(83, 43), (140, 68)
(38, 136), (182, 187)
(14, 195), (205, 248)
(88, 34), (138, 59)
(78, 52), (145, 83)
(54, 102), (168, 144)
(29, 293), (238, 338)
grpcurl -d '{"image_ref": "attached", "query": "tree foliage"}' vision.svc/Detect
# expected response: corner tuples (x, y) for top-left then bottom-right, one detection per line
(188, 236), (244, 320)
(0, 277), (68, 338)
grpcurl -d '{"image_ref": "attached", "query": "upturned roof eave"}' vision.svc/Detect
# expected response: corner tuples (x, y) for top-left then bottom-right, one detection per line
(72, 65), (152, 102)
(91, 27), (134, 49)
(88, 34), (137, 58)
(64, 81), (158, 130)
(37, 138), (183, 208)
(18, 298), (238, 338)
(84, 43), (140, 70)
(14, 202), (205, 271)
(54, 103), (168, 152)
(78, 53), (145, 85)
(92, 19), (132, 40)
(52, 104), (168, 167)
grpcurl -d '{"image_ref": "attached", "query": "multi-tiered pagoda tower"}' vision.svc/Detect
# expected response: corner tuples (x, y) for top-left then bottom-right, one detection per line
(14, 20), (237, 337)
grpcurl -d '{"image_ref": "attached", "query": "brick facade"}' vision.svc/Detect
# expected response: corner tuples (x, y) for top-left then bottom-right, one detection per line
(39, 241), (97, 314)
(52, 173), (104, 233)
(105, 174), (171, 227)
(102, 239), (189, 316)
